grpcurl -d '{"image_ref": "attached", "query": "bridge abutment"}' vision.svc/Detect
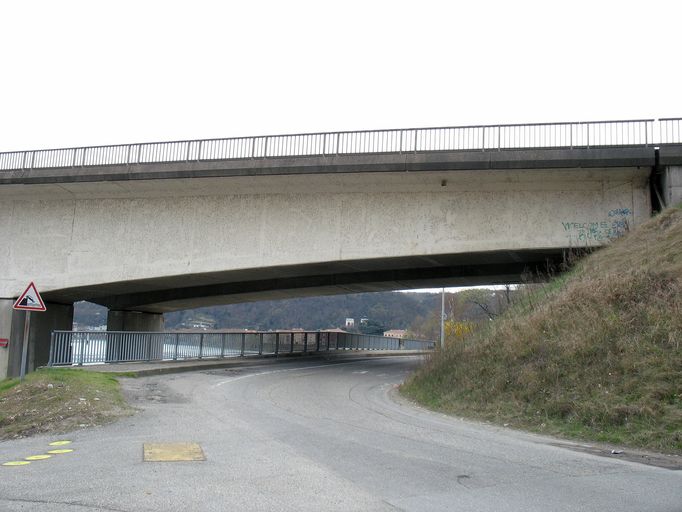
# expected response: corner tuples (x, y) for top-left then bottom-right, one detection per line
(0, 299), (17, 379)
(661, 166), (682, 207)
(0, 301), (73, 378)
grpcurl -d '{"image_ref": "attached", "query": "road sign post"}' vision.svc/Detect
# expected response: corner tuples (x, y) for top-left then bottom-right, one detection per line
(13, 282), (47, 381)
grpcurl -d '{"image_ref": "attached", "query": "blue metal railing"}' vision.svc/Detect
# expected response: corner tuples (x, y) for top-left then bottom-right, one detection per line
(2, 118), (681, 172)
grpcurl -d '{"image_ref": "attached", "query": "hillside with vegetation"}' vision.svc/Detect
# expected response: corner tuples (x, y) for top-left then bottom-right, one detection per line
(76, 289), (506, 333)
(402, 206), (682, 454)
(76, 292), (436, 331)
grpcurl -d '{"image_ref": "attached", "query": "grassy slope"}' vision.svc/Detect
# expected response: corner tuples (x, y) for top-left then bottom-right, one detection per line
(402, 206), (682, 453)
(0, 369), (133, 439)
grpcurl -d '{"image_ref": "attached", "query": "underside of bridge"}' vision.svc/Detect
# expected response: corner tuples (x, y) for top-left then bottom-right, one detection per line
(45, 249), (567, 313)
(3, 249), (570, 378)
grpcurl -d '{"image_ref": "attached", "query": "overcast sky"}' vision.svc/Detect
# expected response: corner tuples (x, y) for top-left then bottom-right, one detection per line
(1, 0), (680, 153)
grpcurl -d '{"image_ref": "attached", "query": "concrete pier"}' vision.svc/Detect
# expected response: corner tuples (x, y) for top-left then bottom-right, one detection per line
(0, 301), (73, 378)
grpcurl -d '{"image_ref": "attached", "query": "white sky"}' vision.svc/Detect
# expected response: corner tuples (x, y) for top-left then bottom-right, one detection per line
(1, 0), (680, 153)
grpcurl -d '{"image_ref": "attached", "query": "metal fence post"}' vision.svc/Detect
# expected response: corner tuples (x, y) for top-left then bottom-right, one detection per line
(78, 334), (85, 366)
(199, 333), (204, 359)
(48, 332), (55, 367)
(259, 333), (263, 355)
(173, 333), (179, 360)
(316, 332), (320, 352)
(290, 332), (294, 353)
(275, 333), (279, 356)
(146, 333), (152, 362)
(570, 123), (573, 149)
(303, 333), (308, 353)
(241, 333), (246, 357)
(221, 333), (226, 358)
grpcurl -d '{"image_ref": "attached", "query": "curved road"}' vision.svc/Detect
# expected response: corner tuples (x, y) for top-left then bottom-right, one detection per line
(1, 356), (680, 511)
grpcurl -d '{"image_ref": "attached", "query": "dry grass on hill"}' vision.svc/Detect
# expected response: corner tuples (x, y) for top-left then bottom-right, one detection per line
(402, 206), (682, 453)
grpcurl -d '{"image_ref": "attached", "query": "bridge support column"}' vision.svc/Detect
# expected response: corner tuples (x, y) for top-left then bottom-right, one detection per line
(0, 299), (17, 379)
(0, 300), (73, 378)
(661, 166), (682, 207)
(107, 311), (164, 332)
(106, 311), (164, 362)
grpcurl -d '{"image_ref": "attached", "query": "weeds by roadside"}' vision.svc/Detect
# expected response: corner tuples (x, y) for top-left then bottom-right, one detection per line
(0, 368), (133, 439)
(402, 206), (682, 454)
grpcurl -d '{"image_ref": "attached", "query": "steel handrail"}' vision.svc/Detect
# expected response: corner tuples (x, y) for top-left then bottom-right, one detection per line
(47, 329), (436, 366)
(2, 118), (680, 172)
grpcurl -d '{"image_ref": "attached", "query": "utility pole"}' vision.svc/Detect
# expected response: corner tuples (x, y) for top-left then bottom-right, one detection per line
(440, 287), (445, 349)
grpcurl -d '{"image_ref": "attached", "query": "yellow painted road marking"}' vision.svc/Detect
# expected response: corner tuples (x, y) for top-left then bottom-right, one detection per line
(143, 443), (205, 462)
(2, 461), (31, 466)
(48, 441), (72, 446)
(47, 449), (74, 454)
(25, 455), (52, 461)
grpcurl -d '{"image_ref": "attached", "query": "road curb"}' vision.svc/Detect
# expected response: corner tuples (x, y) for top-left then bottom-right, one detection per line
(68, 350), (428, 378)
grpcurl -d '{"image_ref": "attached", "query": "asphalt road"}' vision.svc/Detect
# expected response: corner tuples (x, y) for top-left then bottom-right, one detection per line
(1, 356), (680, 511)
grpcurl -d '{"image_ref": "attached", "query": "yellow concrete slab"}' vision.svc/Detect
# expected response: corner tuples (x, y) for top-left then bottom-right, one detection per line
(143, 443), (205, 462)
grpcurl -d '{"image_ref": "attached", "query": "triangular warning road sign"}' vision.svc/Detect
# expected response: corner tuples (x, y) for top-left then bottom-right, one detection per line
(13, 282), (47, 312)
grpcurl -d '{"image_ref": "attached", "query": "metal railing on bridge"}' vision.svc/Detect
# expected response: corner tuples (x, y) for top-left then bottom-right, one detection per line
(47, 330), (436, 367)
(2, 118), (681, 172)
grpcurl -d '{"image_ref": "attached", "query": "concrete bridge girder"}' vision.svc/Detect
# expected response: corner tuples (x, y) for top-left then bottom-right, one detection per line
(1, 167), (651, 304)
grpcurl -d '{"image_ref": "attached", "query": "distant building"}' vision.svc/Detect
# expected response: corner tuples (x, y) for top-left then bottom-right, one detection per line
(179, 318), (216, 330)
(345, 318), (355, 328)
(383, 329), (407, 338)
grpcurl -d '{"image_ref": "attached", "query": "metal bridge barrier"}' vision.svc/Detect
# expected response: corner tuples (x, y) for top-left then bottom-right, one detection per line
(47, 330), (436, 367)
(3, 118), (681, 172)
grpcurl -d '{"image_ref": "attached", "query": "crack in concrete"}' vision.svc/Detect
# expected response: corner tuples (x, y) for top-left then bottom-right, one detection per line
(1, 496), (132, 512)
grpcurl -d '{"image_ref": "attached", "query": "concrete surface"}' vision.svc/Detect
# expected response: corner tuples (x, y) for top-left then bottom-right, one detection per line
(0, 167), (651, 309)
(106, 311), (164, 332)
(0, 146), (657, 185)
(0, 357), (679, 512)
(661, 165), (682, 207)
(1, 302), (73, 379)
(71, 350), (427, 376)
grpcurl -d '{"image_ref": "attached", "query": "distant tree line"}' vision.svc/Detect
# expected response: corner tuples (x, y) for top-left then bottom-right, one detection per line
(73, 288), (512, 338)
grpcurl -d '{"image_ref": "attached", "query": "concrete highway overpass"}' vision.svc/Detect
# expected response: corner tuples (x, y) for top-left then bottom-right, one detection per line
(1, 118), (681, 377)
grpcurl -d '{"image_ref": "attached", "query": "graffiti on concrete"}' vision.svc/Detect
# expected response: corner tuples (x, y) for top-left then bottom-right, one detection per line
(562, 208), (632, 243)
(608, 208), (631, 217)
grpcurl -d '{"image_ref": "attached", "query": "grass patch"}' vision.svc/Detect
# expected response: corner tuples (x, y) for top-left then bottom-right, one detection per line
(0, 368), (133, 439)
(402, 206), (682, 454)
(0, 378), (19, 394)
